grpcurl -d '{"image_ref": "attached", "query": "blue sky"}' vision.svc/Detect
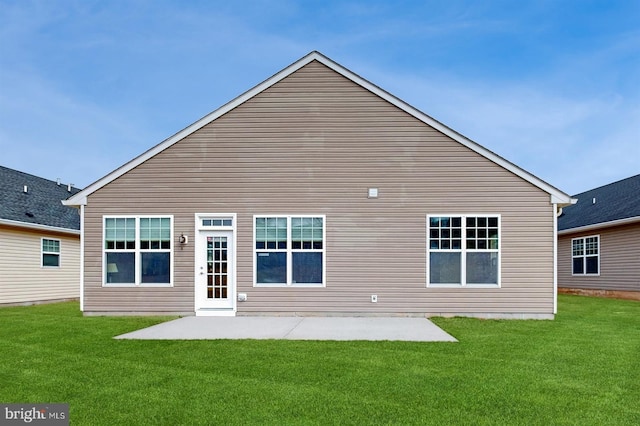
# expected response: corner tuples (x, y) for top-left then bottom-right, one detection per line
(1, 1), (638, 195)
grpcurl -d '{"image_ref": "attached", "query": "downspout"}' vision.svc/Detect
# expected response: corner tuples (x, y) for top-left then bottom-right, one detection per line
(551, 195), (576, 316)
(553, 203), (560, 315)
(79, 204), (85, 312)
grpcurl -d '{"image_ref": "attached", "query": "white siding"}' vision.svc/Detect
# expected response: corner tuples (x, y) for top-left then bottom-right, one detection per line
(0, 226), (80, 304)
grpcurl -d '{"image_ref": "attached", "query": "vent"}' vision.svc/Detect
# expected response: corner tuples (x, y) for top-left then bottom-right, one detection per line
(23, 185), (28, 193)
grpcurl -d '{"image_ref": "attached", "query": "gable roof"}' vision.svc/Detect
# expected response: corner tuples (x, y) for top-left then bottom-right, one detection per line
(558, 174), (640, 234)
(0, 165), (81, 234)
(64, 51), (573, 207)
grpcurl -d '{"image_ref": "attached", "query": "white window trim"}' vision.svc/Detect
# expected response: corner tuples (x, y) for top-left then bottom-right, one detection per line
(253, 214), (326, 287)
(41, 237), (61, 268)
(102, 215), (174, 287)
(571, 234), (600, 276)
(198, 214), (235, 230)
(426, 214), (501, 288)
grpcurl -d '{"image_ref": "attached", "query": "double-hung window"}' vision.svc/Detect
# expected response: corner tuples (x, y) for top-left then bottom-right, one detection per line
(572, 235), (599, 275)
(42, 238), (60, 267)
(254, 216), (325, 286)
(104, 216), (172, 285)
(428, 215), (500, 286)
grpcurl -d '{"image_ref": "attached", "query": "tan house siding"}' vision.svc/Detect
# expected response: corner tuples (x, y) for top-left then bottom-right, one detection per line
(82, 60), (557, 316)
(0, 225), (80, 305)
(559, 223), (640, 293)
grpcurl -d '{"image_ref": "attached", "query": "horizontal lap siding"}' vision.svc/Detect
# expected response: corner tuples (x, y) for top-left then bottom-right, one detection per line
(83, 60), (555, 314)
(0, 227), (79, 304)
(82, 214), (195, 312)
(558, 224), (640, 292)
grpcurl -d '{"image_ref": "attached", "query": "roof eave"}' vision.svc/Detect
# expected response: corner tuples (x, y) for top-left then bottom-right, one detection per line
(62, 196), (87, 207)
(315, 53), (574, 204)
(67, 50), (572, 204)
(558, 215), (640, 236)
(553, 196), (578, 207)
(65, 52), (322, 205)
(0, 218), (80, 236)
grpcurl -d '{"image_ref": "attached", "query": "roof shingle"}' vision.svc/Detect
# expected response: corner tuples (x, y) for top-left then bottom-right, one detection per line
(558, 174), (640, 231)
(0, 166), (81, 230)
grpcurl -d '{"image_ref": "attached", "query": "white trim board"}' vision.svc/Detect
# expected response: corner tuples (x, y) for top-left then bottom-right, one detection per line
(0, 218), (80, 236)
(63, 51), (573, 207)
(558, 216), (640, 236)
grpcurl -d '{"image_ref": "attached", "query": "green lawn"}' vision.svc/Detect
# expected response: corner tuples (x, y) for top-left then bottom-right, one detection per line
(0, 295), (638, 425)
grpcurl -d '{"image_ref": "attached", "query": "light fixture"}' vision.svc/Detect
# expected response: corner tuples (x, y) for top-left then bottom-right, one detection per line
(179, 234), (188, 244)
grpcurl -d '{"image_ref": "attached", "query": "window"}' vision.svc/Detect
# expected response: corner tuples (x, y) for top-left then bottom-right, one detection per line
(254, 216), (325, 286)
(42, 238), (60, 267)
(572, 235), (599, 275)
(428, 215), (500, 286)
(202, 218), (233, 227)
(104, 216), (172, 285)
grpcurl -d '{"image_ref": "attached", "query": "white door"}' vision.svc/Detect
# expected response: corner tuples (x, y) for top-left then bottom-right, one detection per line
(196, 230), (234, 312)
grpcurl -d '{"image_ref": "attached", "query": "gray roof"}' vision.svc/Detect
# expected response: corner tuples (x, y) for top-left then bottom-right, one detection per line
(0, 166), (81, 231)
(558, 174), (640, 231)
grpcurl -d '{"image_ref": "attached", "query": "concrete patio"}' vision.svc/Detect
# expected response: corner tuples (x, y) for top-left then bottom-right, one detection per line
(115, 316), (458, 342)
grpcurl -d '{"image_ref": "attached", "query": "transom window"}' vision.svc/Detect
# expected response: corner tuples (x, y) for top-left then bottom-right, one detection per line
(202, 218), (233, 227)
(428, 215), (500, 286)
(104, 216), (172, 285)
(572, 235), (599, 275)
(254, 216), (325, 286)
(42, 238), (60, 267)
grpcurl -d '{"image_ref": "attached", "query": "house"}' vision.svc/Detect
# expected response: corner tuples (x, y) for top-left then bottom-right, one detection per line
(558, 174), (640, 300)
(0, 166), (81, 305)
(63, 51), (574, 318)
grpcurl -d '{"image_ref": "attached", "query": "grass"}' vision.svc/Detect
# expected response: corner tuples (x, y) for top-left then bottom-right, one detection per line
(0, 295), (638, 425)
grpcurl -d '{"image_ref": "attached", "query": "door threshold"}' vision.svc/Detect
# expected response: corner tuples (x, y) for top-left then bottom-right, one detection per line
(196, 309), (236, 317)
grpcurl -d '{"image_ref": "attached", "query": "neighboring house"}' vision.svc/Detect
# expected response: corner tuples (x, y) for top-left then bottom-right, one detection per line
(558, 174), (640, 300)
(64, 51), (574, 318)
(0, 166), (81, 305)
